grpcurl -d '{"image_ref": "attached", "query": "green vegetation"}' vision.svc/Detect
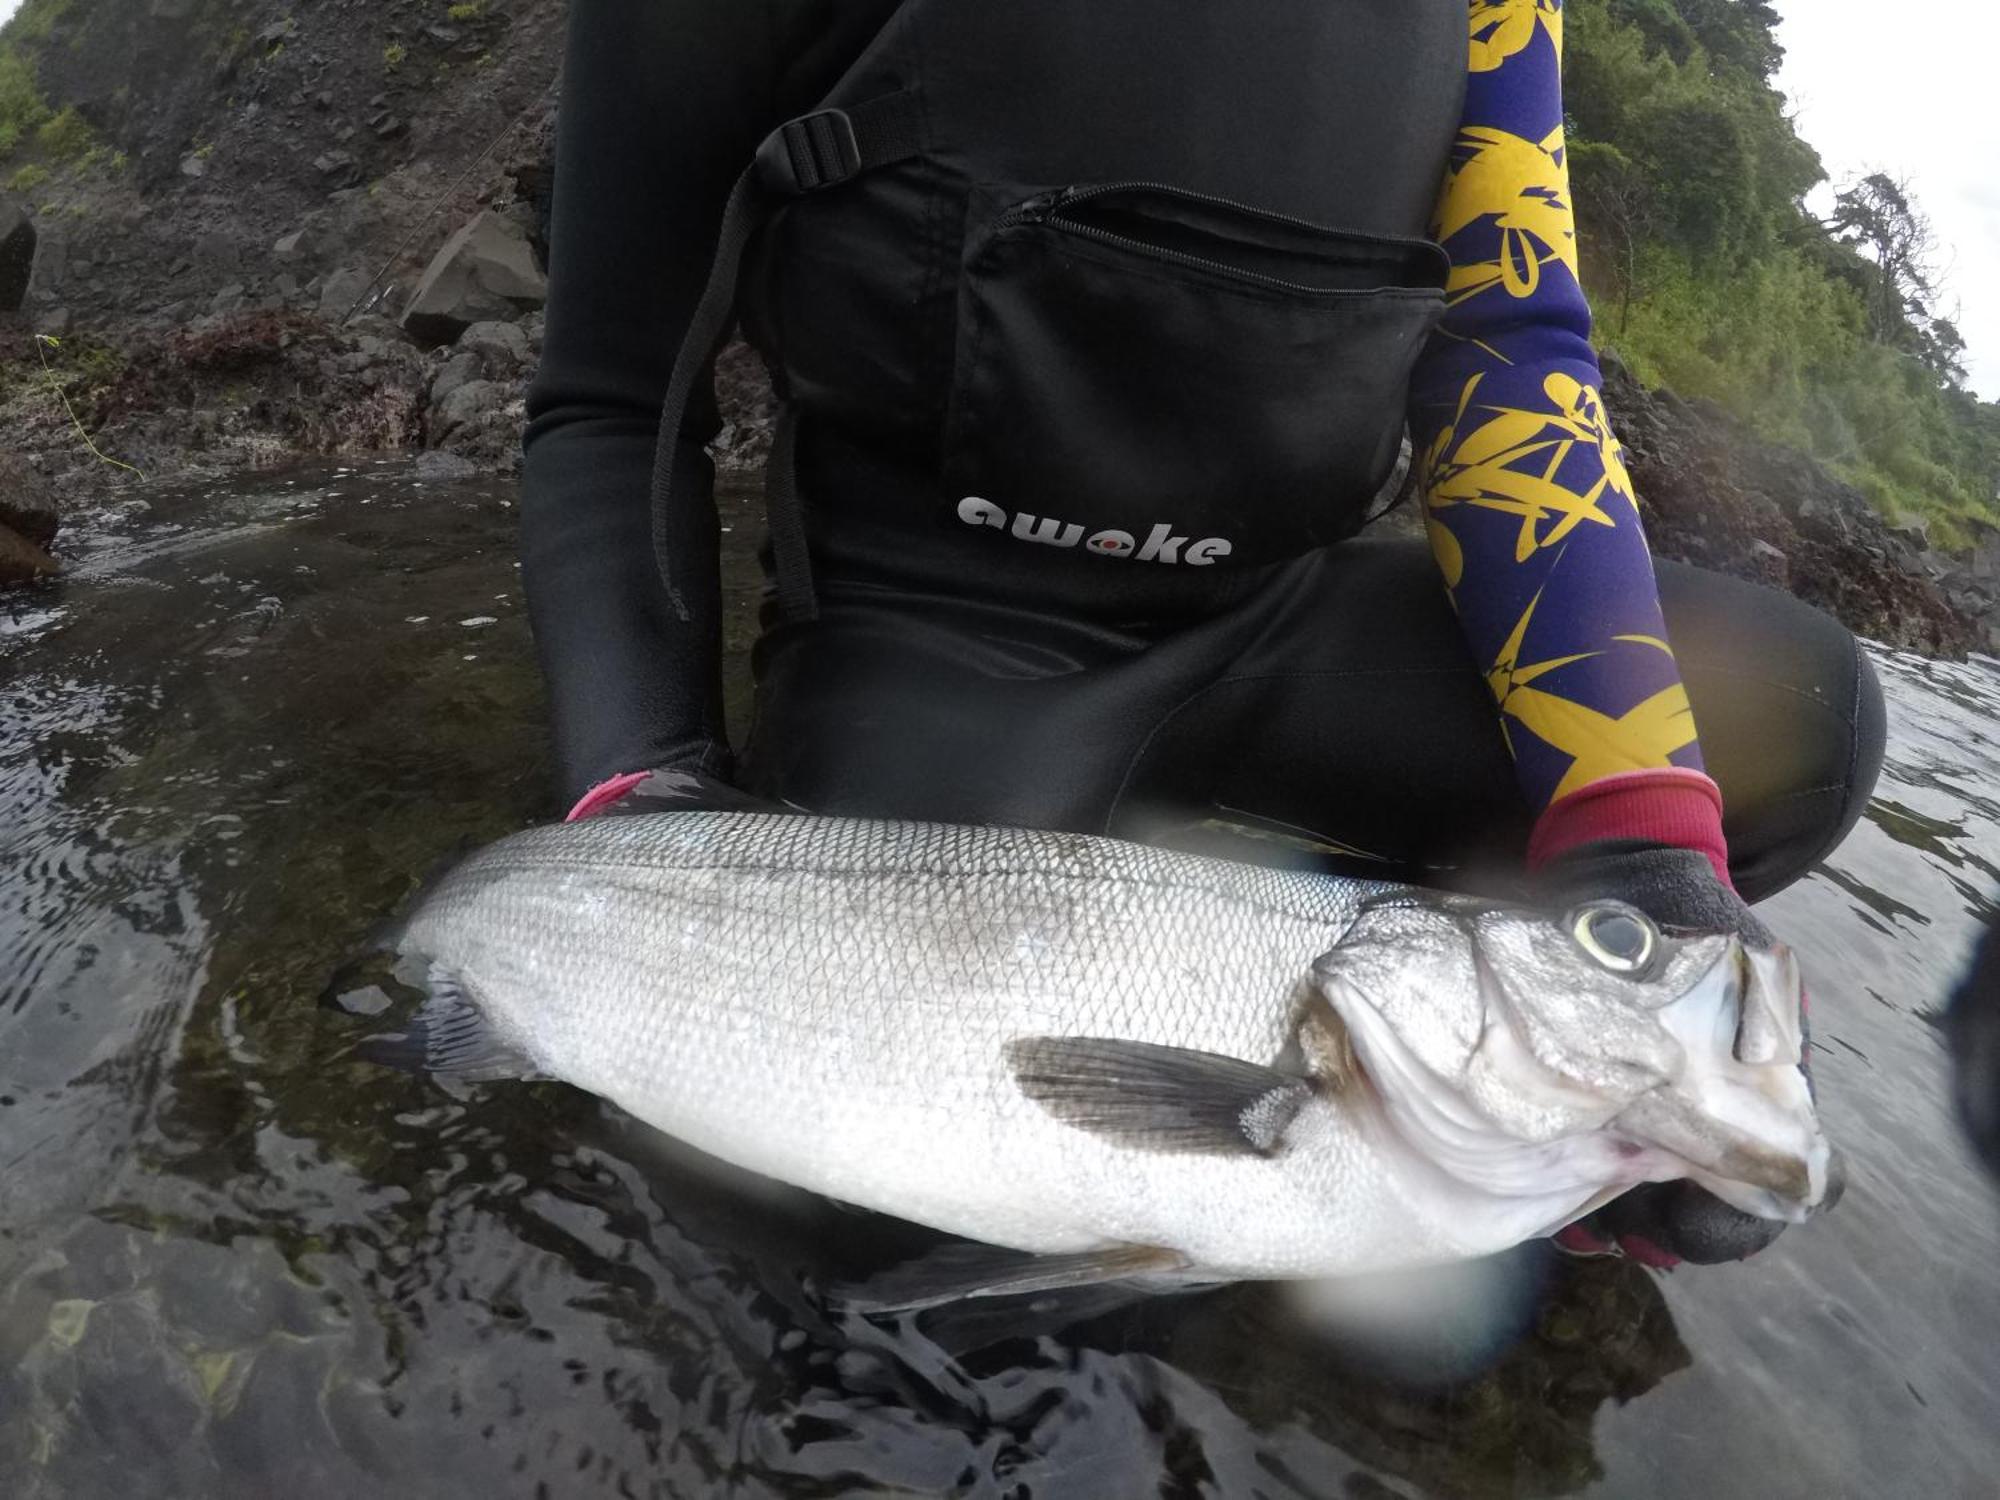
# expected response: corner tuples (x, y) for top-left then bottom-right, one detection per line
(30, 335), (143, 480)
(6, 161), (49, 193)
(383, 41), (407, 68)
(0, 44), (50, 158)
(447, 2), (483, 20)
(5, 0), (72, 46)
(1568, 0), (2000, 542)
(35, 102), (92, 159)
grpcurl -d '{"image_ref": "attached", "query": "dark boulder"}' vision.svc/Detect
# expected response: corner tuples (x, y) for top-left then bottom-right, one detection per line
(0, 523), (58, 586)
(399, 212), (546, 348)
(0, 195), (36, 313)
(0, 450), (60, 549)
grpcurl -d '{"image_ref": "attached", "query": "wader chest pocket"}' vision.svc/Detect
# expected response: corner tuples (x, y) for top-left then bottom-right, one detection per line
(944, 184), (1449, 562)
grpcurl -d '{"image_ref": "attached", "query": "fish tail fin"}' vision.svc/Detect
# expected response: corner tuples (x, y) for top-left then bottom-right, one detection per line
(356, 964), (536, 1082)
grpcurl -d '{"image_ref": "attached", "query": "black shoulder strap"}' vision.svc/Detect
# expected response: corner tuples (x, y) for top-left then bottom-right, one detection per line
(649, 93), (922, 626)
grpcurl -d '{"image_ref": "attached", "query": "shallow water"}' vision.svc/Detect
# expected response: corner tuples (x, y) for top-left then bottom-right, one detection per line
(2, 462), (1995, 1499)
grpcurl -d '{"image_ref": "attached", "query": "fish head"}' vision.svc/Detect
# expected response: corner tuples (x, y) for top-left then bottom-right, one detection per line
(1311, 894), (1835, 1231)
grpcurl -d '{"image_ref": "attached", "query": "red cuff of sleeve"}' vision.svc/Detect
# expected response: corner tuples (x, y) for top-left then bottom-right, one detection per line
(565, 770), (651, 823)
(1527, 769), (1735, 892)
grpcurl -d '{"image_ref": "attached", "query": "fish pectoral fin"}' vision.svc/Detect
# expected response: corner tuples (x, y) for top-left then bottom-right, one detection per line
(831, 1241), (1189, 1314)
(355, 963), (536, 1083)
(1005, 1036), (1311, 1157)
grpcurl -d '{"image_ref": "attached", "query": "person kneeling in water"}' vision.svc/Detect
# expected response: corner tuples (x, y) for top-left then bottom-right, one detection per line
(519, 0), (1883, 1265)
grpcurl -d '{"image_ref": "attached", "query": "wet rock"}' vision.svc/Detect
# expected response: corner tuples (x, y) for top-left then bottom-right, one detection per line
(425, 373), (527, 475)
(400, 211), (546, 348)
(710, 337), (779, 474)
(210, 283), (248, 315)
(191, 230), (240, 274)
(429, 378), (509, 439)
(318, 268), (376, 320)
(0, 522), (59, 586)
(458, 319), (530, 368)
(1891, 519), (1932, 550)
(0, 451), (59, 548)
(413, 449), (480, 481)
(0, 194), (35, 312)
(312, 150), (362, 188)
(272, 228), (318, 262)
(1748, 538), (1789, 586)
(272, 272), (301, 300)
(429, 350), (482, 406)
(28, 222), (65, 295)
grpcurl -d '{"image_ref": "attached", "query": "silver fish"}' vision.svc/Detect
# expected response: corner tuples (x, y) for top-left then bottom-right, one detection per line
(359, 811), (1834, 1306)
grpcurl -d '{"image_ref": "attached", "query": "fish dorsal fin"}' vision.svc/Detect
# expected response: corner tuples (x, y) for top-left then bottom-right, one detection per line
(356, 963), (538, 1082)
(832, 1240), (1189, 1314)
(1005, 1037), (1311, 1157)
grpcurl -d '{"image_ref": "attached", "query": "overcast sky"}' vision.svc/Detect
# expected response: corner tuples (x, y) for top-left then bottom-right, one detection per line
(0, 0), (1994, 393)
(1775, 1), (2000, 398)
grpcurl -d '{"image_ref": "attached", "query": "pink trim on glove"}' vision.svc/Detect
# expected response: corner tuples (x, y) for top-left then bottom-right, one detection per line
(1527, 768), (1735, 892)
(565, 770), (651, 822)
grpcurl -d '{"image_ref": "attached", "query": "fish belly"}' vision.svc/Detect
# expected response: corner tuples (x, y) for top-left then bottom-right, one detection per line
(405, 816), (1405, 1273)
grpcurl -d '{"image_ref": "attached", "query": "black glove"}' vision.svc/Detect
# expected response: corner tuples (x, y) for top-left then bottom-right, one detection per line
(1538, 840), (1799, 1266)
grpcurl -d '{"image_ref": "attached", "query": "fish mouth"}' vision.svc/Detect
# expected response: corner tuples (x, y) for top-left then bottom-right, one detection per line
(1607, 938), (1835, 1222)
(1314, 931), (1834, 1229)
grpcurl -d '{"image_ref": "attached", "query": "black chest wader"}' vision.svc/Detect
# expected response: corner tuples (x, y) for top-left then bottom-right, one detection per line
(650, 0), (1466, 633)
(640, 2), (1883, 887)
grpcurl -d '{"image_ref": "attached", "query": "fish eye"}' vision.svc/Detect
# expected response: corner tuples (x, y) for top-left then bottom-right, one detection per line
(1569, 903), (1658, 975)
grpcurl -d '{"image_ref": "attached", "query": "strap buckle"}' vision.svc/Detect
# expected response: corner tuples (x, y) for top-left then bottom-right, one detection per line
(755, 109), (862, 195)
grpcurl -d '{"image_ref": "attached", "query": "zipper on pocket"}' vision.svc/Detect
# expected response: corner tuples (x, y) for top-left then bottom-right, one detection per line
(999, 182), (1445, 297)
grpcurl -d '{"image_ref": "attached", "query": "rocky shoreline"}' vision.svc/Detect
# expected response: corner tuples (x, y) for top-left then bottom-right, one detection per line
(4, 278), (1994, 658)
(1601, 355), (1997, 657)
(0, 0), (1992, 649)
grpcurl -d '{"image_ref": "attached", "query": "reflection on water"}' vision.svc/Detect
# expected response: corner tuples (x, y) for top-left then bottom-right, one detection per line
(2, 463), (1996, 1498)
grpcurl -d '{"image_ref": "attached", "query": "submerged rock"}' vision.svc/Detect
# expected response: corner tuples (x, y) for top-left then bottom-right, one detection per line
(413, 449), (480, 481)
(400, 212), (546, 349)
(0, 450), (60, 549)
(0, 521), (59, 586)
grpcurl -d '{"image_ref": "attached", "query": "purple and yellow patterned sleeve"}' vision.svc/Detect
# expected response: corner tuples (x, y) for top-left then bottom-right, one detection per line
(1410, 0), (1708, 819)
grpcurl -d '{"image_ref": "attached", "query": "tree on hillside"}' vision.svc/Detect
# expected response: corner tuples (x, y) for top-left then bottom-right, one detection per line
(1563, 0), (1997, 535)
(1569, 140), (1656, 331)
(1824, 172), (1964, 384)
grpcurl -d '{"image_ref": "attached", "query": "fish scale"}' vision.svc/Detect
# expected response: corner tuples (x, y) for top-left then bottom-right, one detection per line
(378, 810), (1832, 1286)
